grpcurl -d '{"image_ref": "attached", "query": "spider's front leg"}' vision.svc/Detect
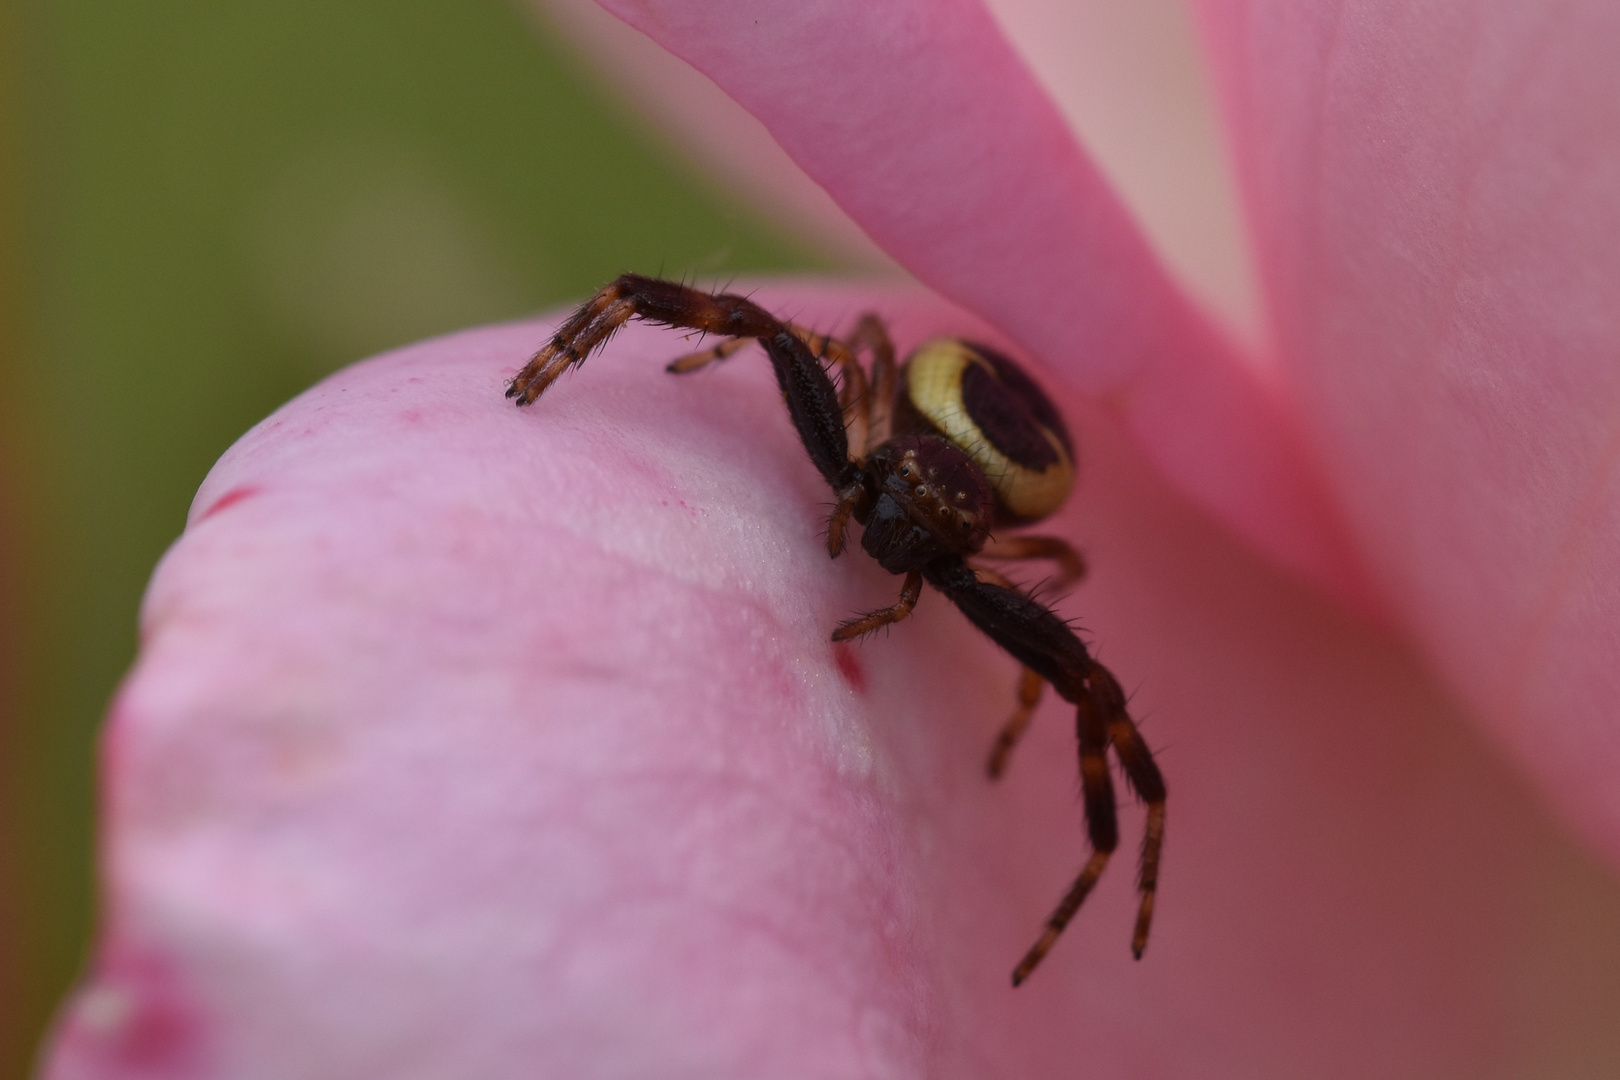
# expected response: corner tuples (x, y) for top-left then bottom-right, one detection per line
(509, 274), (860, 495)
(507, 274), (786, 405)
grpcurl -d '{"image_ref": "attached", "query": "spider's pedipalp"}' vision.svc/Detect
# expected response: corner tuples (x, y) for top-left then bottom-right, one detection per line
(831, 570), (923, 641)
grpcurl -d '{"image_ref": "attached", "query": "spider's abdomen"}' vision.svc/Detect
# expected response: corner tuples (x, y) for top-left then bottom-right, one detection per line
(895, 339), (1075, 524)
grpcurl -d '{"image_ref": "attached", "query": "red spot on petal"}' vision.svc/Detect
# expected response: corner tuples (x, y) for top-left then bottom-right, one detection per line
(197, 485), (259, 522)
(833, 642), (867, 694)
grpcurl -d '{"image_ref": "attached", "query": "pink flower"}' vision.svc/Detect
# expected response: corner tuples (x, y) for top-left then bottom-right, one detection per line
(42, 1), (1620, 1077)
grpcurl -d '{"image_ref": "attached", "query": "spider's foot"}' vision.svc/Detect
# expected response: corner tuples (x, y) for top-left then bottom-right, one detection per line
(1011, 926), (1061, 987)
(507, 342), (579, 405)
(1012, 849), (1111, 987)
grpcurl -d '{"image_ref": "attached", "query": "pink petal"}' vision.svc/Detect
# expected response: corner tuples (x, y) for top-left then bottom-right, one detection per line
(594, 0), (1373, 610)
(532, 0), (897, 271)
(42, 289), (1620, 1076)
(1196, 3), (1620, 865)
(971, 0), (1264, 343)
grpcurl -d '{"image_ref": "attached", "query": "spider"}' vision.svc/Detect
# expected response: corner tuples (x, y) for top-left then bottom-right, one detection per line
(507, 274), (1165, 986)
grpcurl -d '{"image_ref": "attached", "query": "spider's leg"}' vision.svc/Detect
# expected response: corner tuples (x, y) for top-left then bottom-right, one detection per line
(970, 534), (1087, 775)
(922, 557), (1165, 983)
(666, 321), (865, 384)
(831, 570), (923, 641)
(1089, 663), (1167, 958)
(667, 334), (754, 373)
(968, 564), (1016, 590)
(976, 534), (1087, 592)
(849, 314), (897, 447)
(507, 274), (782, 405)
(826, 481), (864, 558)
(987, 667), (1044, 779)
(664, 318), (875, 457)
(508, 274), (859, 493)
(1014, 676), (1117, 985)
(784, 323), (871, 458)
(759, 326), (858, 489)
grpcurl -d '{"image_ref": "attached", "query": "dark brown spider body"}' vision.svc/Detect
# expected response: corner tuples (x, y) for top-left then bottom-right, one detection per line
(507, 274), (1165, 986)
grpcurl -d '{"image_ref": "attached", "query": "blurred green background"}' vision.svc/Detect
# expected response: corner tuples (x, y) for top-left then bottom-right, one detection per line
(0, 1), (825, 1073)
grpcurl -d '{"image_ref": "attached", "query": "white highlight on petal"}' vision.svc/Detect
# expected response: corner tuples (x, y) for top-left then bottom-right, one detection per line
(982, 0), (1264, 351)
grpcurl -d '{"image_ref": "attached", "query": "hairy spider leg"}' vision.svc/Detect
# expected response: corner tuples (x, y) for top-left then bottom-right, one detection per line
(826, 481), (865, 558)
(831, 570), (923, 641)
(987, 667), (1045, 779)
(795, 315), (896, 458)
(669, 321), (875, 458)
(1094, 664), (1167, 959)
(1014, 677), (1117, 985)
(665, 334), (754, 372)
(971, 534), (1089, 777)
(976, 534), (1087, 591)
(788, 326), (870, 458)
(848, 314), (897, 448)
(663, 310), (898, 462)
(922, 558), (1165, 983)
(508, 275), (858, 492)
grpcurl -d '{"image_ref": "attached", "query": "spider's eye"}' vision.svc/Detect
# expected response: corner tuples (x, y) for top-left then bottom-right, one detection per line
(898, 464), (913, 478)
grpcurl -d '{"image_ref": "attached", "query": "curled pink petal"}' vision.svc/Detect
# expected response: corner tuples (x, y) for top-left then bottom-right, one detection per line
(1197, 2), (1620, 865)
(597, 0), (1372, 608)
(978, 0), (1264, 343)
(42, 289), (1620, 1076)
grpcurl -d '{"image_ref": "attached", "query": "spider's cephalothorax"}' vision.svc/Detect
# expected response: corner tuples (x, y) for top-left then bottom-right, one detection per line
(507, 274), (1165, 986)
